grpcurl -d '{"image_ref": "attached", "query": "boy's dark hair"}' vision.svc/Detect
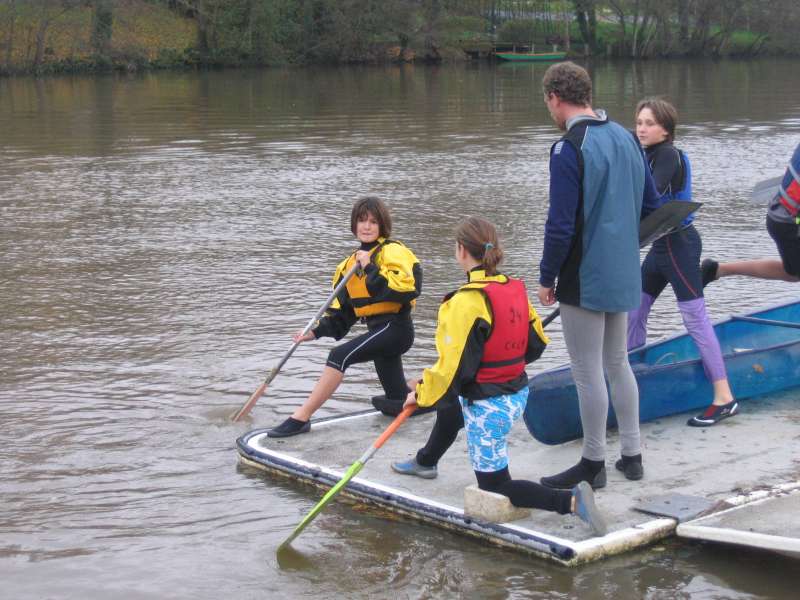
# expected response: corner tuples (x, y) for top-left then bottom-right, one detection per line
(542, 61), (592, 107)
(351, 196), (392, 238)
(636, 97), (678, 142)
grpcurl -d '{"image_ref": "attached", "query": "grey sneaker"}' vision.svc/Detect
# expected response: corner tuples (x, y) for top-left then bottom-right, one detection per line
(572, 481), (608, 537)
(391, 458), (438, 479)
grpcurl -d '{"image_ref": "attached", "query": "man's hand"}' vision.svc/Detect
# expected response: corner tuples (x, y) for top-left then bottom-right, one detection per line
(537, 285), (556, 306)
(403, 389), (418, 409)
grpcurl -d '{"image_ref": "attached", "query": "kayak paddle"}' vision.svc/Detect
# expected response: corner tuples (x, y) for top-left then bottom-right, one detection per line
(278, 404), (416, 550)
(751, 175), (782, 204)
(540, 199), (702, 327)
(231, 262), (361, 422)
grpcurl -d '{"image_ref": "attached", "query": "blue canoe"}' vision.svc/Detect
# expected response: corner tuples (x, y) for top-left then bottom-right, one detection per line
(524, 299), (800, 445)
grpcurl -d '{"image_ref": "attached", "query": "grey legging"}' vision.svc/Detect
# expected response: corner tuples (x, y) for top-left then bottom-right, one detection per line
(560, 304), (641, 461)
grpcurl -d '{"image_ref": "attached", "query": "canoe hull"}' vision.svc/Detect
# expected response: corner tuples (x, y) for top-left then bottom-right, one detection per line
(495, 52), (567, 62)
(524, 300), (800, 445)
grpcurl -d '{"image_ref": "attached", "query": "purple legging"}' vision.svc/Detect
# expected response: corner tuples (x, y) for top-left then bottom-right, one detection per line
(627, 292), (727, 382)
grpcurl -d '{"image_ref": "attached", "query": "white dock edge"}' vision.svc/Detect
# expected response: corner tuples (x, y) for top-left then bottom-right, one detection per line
(676, 483), (800, 559)
(237, 429), (679, 566)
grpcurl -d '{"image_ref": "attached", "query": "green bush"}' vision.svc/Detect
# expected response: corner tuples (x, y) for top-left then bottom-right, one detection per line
(497, 19), (538, 43)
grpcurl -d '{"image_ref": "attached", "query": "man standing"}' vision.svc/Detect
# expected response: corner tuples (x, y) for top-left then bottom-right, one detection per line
(537, 62), (660, 489)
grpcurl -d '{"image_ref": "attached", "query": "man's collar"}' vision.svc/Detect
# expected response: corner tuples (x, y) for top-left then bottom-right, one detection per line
(566, 109), (607, 131)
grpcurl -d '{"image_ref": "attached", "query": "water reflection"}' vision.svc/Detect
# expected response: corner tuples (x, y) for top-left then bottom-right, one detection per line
(1, 59), (800, 598)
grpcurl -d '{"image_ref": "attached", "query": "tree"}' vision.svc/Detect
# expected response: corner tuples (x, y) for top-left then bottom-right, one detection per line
(91, 0), (113, 56)
(574, 0), (599, 55)
(32, 0), (79, 69)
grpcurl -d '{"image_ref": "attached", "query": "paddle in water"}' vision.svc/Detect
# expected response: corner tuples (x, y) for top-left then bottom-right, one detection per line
(231, 262), (361, 422)
(278, 405), (416, 550)
(540, 199), (702, 328)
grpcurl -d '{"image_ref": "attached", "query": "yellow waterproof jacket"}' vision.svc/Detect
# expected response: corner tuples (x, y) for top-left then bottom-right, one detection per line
(416, 269), (548, 408)
(313, 238), (422, 340)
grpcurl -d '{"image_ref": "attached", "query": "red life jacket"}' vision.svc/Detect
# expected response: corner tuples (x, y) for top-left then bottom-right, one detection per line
(475, 278), (529, 384)
(778, 160), (800, 218)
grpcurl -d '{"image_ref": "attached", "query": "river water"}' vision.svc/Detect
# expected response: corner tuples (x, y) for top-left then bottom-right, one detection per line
(2, 60), (799, 599)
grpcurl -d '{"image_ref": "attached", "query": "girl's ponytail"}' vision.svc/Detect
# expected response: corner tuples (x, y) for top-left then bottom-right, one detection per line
(455, 217), (503, 275)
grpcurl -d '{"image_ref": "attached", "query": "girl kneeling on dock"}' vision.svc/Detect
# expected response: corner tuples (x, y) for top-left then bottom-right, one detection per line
(394, 217), (606, 536)
(267, 197), (422, 438)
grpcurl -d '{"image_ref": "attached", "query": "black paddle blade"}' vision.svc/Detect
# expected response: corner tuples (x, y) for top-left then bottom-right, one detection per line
(751, 176), (782, 204)
(639, 201), (702, 247)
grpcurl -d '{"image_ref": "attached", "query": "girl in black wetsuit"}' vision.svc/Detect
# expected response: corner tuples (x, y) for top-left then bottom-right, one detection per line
(267, 197), (422, 437)
(627, 98), (738, 428)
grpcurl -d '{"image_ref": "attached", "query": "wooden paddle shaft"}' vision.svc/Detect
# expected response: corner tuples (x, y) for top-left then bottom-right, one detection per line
(232, 261), (361, 421)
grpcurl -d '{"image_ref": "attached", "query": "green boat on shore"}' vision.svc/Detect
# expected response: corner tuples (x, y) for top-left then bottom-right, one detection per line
(495, 51), (567, 62)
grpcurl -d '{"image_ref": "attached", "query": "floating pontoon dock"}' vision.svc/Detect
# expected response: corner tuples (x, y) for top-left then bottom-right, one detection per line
(237, 389), (800, 566)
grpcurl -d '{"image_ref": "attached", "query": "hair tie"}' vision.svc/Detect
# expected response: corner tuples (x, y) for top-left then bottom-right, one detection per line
(484, 242), (494, 252)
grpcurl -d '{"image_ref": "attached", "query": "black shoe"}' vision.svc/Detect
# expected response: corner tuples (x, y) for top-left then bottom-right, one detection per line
(687, 401), (739, 427)
(267, 417), (310, 438)
(541, 460), (607, 490)
(701, 259), (719, 288)
(371, 395), (435, 417)
(614, 454), (644, 481)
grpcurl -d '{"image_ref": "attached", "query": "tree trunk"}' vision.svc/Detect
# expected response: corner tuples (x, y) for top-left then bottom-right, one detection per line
(4, 0), (16, 71)
(678, 0), (690, 47)
(607, 1), (627, 57)
(196, 0), (211, 55)
(631, 0), (642, 58)
(574, 0), (598, 55)
(33, 18), (48, 68)
(91, 0), (113, 55)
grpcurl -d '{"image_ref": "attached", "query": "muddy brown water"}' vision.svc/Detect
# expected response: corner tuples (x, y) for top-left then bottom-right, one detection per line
(2, 60), (799, 598)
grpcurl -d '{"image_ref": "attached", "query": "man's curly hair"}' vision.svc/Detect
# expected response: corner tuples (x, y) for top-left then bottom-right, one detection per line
(542, 62), (592, 107)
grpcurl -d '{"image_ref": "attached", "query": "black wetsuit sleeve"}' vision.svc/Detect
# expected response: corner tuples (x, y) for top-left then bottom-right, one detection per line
(648, 144), (683, 197)
(312, 293), (357, 341)
(437, 319), (490, 406)
(524, 322), (547, 364)
(363, 262), (423, 305)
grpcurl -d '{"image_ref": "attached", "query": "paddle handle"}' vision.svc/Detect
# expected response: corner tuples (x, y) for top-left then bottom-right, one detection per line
(231, 262), (361, 422)
(541, 308), (560, 328)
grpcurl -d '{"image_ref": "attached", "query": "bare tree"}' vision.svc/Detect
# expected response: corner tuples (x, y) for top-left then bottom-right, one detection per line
(91, 0), (113, 55)
(31, 0), (78, 69)
(3, 0), (17, 71)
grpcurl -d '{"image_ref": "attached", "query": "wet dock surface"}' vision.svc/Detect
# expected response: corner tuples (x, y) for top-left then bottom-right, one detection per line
(239, 388), (800, 564)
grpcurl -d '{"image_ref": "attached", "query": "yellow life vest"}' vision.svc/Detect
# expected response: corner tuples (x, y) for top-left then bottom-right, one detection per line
(336, 239), (418, 318)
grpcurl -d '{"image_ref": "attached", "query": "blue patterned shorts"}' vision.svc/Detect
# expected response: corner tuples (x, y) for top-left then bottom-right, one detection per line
(459, 387), (528, 472)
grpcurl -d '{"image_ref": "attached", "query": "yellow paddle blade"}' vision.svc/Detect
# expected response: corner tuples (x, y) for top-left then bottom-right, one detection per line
(278, 460), (365, 550)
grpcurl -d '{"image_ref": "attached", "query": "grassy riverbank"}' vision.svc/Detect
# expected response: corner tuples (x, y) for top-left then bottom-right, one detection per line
(0, 1), (796, 76)
(0, 2), (196, 75)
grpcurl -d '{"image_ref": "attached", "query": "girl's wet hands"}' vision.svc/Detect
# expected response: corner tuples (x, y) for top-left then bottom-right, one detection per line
(403, 390), (418, 409)
(355, 250), (372, 269)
